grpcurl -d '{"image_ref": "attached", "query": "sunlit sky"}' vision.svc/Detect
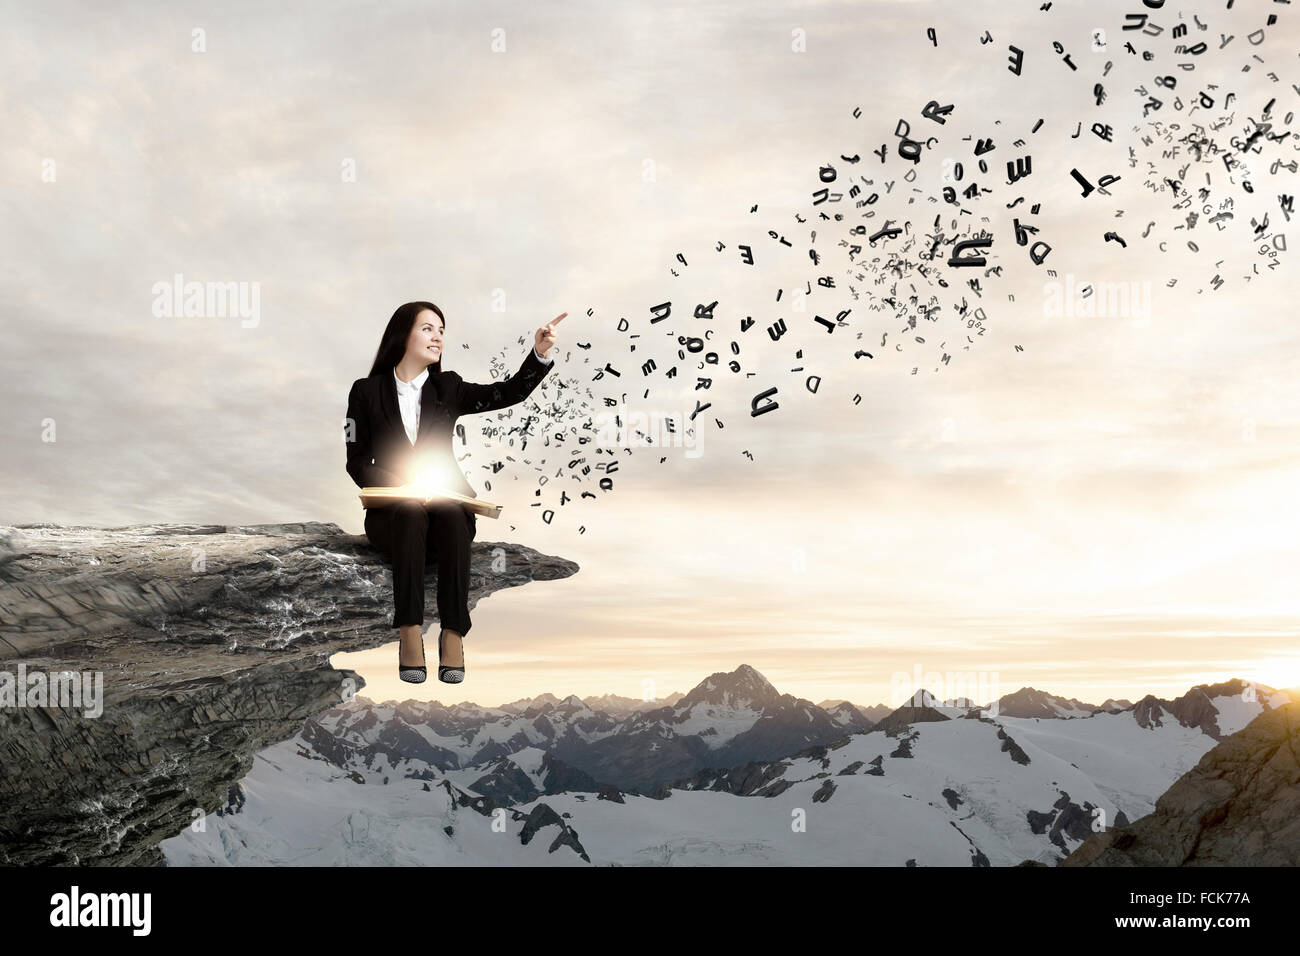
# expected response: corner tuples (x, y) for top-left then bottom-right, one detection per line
(3, 0), (1299, 709)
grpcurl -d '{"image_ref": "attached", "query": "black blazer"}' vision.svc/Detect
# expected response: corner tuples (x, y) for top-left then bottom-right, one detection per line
(346, 348), (553, 501)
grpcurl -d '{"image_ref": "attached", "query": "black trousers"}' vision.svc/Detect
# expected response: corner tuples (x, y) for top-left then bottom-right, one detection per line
(364, 499), (477, 635)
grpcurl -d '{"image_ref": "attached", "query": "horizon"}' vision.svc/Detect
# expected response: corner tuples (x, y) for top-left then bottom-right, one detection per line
(339, 661), (1300, 714)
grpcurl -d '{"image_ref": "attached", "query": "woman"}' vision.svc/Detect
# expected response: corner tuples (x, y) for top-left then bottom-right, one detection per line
(345, 301), (565, 684)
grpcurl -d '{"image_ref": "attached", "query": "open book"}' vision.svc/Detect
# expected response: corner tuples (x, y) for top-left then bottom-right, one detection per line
(359, 486), (503, 519)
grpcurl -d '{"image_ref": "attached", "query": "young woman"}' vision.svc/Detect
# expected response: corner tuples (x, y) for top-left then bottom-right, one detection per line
(345, 301), (565, 684)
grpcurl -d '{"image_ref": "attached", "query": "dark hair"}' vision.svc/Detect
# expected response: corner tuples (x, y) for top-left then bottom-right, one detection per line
(367, 301), (446, 377)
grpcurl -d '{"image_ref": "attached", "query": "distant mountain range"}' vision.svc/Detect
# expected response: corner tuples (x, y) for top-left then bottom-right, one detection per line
(511, 690), (686, 716)
(293, 664), (873, 795)
(160, 666), (1294, 866)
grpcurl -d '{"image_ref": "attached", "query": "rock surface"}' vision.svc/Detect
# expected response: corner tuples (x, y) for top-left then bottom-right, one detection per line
(1059, 702), (1299, 866)
(0, 521), (577, 865)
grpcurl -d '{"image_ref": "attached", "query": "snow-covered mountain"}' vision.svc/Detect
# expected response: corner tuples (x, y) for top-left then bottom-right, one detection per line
(1128, 679), (1288, 739)
(159, 670), (1291, 866)
(166, 748), (598, 866)
(987, 679), (1286, 740)
(993, 687), (1102, 719)
(1097, 698), (1134, 714)
(820, 699), (893, 723)
(571, 664), (875, 790)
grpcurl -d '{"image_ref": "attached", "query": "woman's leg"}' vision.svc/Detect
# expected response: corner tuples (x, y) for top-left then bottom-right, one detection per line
(425, 502), (476, 647)
(365, 503), (431, 669)
(367, 499), (432, 628)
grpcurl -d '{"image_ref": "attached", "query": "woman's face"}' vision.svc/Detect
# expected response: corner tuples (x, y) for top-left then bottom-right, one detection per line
(405, 309), (444, 367)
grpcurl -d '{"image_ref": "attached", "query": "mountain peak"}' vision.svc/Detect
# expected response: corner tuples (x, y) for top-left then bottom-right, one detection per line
(733, 663), (776, 689)
(872, 690), (954, 735)
(995, 686), (1099, 719)
(680, 664), (782, 709)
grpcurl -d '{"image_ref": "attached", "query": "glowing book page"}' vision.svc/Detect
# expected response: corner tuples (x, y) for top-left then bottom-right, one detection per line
(358, 486), (502, 519)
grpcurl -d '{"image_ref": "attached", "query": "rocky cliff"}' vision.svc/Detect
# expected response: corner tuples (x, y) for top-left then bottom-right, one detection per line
(0, 521), (577, 866)
(1059, 701), (1299, 866)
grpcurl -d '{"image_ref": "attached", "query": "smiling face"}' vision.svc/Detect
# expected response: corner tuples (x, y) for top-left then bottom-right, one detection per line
(404, 308), (444, 368)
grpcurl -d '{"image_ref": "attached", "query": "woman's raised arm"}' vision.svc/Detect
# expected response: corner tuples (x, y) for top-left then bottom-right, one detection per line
(446, 313), (566, 415)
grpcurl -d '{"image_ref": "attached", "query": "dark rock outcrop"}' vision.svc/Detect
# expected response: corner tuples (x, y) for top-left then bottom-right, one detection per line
(890, 734), (915, 758)
(871, 690), (953, 736)
(1130, 694), (1169, 731)
(517, 803), (590, 861)
(1060, 702), (1299, 866)
(672, 755), (797, 797)
(0, 521), (577, 865)
(1026, 791), (1099, 855)
(996, 726), (1031, 765)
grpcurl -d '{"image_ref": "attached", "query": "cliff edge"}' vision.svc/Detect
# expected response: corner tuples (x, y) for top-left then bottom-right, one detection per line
(0, 521), (577, 865)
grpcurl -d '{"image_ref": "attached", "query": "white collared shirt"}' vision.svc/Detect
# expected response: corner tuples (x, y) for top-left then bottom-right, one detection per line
(392, 365), (429, 445)
(393, 348), (552, 445)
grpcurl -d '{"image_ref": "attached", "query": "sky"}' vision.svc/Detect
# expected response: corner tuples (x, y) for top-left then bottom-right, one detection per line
(3, 0), (1299, 710)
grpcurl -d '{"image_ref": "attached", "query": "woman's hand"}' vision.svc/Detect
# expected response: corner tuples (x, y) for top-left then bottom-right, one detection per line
(534, 312), (567, 358)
